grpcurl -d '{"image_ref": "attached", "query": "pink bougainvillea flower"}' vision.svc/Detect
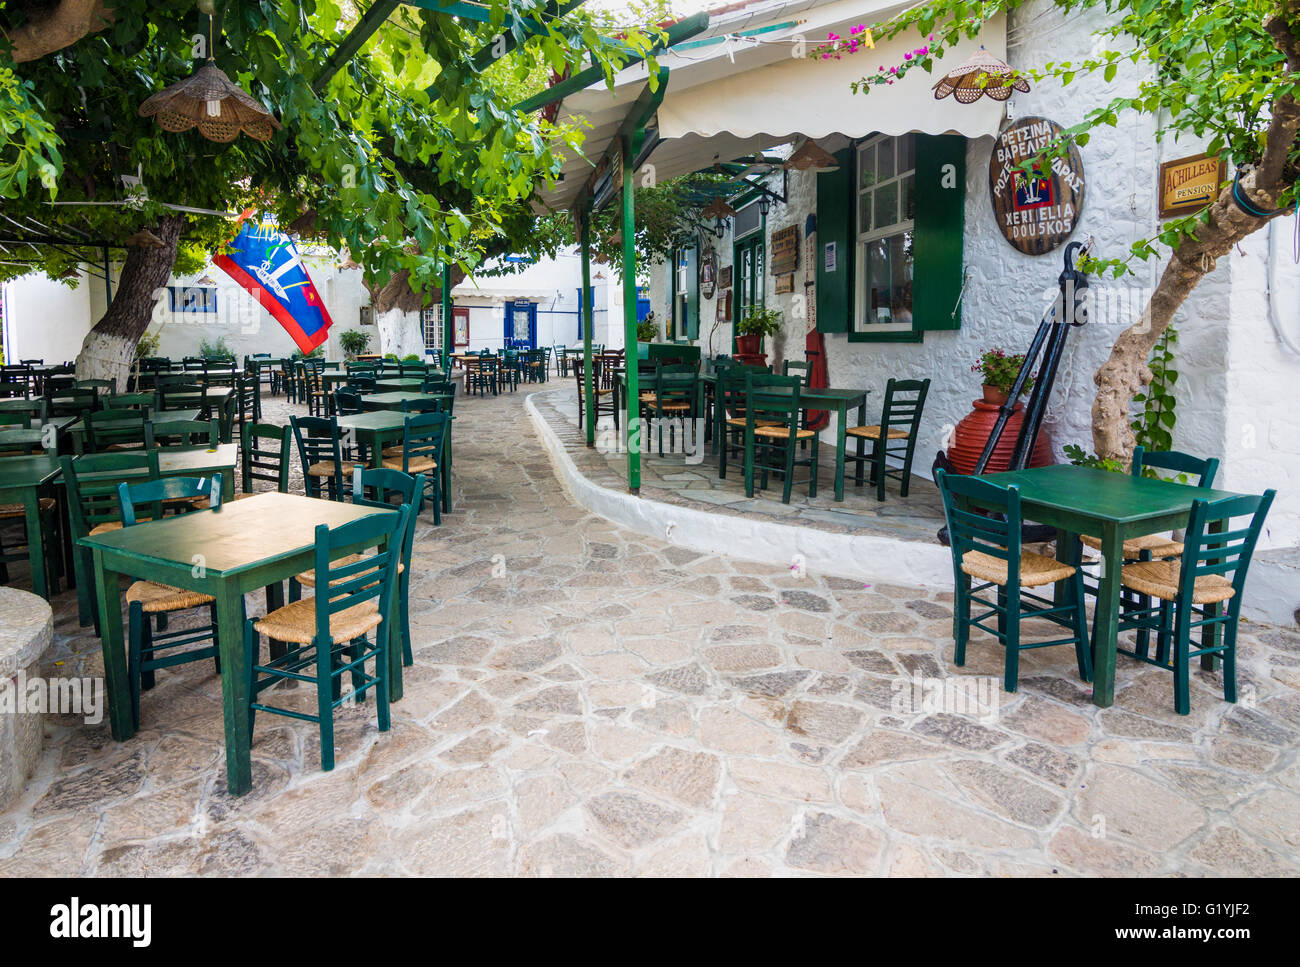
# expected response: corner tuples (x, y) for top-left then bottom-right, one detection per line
(827, 32), (839, 41)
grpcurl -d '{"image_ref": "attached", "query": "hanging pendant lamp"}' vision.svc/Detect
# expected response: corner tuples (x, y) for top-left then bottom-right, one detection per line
(932, 45), (1030, 103)
(139, 13), (280, 142)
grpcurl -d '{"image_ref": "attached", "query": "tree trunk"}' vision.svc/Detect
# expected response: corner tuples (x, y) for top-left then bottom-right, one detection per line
(1091, 8), (1300, 464)
(367, 264), (465, 358)
(5, 0), (115, 63)
(75, 214), (183, 389)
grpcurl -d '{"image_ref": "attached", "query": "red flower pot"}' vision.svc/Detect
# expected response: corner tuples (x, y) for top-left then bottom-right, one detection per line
(735, 334), (762, 356)
(948, 398), (1054, 474)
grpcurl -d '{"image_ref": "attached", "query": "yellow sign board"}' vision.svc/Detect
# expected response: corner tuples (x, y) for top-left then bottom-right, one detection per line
(1159, 153), (1224, 219)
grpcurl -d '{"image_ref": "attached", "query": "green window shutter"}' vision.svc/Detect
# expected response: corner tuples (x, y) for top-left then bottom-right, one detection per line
(685, 244), (699, 339)
(815, 148), (854, 333)
(912, 134), (966, 331)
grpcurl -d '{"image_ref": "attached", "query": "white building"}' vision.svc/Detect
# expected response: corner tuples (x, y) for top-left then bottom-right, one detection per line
(1, 246), (622, 365)
(538, 0), (1300, 623)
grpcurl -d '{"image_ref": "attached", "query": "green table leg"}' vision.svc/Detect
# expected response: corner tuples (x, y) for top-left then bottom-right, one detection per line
(213, 583), (252, 796)
(441, 429), (452, 514)
(1202, 517), (1224, 671)
(91, 550), (133, 741)
(21, 490), (48, 599)
(1091, 524), (1123, 707)
(833, 403), (848, 501)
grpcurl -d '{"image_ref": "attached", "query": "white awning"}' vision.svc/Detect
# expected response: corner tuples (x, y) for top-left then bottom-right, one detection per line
(536, 0), (1007, 212)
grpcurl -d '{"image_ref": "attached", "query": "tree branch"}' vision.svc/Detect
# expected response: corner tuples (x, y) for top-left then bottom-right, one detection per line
(4, 0), (115, 63)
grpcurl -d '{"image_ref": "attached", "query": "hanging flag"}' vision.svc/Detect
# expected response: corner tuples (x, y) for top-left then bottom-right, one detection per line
(213, 212), (332, 353)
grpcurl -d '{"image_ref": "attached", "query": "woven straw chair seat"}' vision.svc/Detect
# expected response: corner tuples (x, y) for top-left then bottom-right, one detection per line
(0, 497), (55, 518)
(126, 581), (215, 614)
(653, 402), (692, 413)
(846, 424), (910, 441)
(381, 445), (403, 457)
(961, 549), (1077, 587)
(639, 392), (657, 402)
(753, 425), (816, 439)
(307, 461), (337, 478)
(1080, 532), (1183, 559)
(1120, 560), (1235, 604)
(725, 417), (785, 429)
(381, 455), (436, 474)
(164, 496), (210, 509)
(254, 597), (383, 646)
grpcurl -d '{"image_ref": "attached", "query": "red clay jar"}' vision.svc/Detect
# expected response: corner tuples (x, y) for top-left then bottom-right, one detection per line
(735, 334), (762, 356)
(948, 398), (1054, 474)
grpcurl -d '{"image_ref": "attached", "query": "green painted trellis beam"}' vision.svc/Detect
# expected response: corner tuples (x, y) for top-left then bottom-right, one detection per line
(579, 203), (596, 446)
(620, 130), (641, 494)
(313, 0), (402, 94)
(467, 0), (591, 73)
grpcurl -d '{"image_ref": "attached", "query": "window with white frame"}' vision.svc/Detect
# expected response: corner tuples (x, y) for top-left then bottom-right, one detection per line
(854, 133), (915, 333)
(422, 306), (443, 351)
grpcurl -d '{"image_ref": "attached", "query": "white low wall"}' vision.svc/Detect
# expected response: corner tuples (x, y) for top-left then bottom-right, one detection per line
(525, 390), (953, 589)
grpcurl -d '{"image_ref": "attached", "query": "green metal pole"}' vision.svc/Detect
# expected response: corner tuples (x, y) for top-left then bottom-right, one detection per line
(621, 134), (640, 493)
(580, 204), (596, 446)
(441, 259), (453, 371)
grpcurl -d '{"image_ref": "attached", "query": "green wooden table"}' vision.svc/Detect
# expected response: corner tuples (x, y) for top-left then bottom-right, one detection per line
(979, 464), (1246, 708)
(360, 391), (451, 412)
(0, 453), (62, 598)
(374, 378), (426, 394)
(337, 410), (452, 513)
(139, 368), (241, 387)
(0, 416), (77, 454)
(0, 398), (46, 417)
(80, 492), (400, 795)
(695, 376), (869, 501)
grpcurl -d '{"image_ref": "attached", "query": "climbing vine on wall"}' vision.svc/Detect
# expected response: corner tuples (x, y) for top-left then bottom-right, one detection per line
(1131, 325), (1179, 461)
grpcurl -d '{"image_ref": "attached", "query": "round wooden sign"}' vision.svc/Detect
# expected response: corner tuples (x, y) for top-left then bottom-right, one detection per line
(988, 116), (1085, 255)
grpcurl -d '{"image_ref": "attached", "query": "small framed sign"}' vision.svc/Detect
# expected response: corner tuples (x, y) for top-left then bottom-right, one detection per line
(716, 290), (731, 322)
(700, 249), (718, 300)
(718, 265), (732, 290)
(774, 273), (795, 294)
(1159, 153), (1225, 219)
(823, 241), (837, 273)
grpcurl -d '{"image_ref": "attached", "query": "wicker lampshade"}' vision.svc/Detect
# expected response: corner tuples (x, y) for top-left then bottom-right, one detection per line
(139, 62), (280, 143)
(784, 140), (840, 172)
(932, 46), (1030, 103)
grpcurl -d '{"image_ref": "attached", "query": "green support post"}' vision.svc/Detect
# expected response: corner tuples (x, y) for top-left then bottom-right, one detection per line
(580, 204), (596, 446)
(621, 133), (640, 493)
(442, 260), (453, 366)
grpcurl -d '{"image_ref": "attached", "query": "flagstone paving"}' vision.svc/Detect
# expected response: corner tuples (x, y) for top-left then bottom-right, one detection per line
(1, 386), (1298, 876)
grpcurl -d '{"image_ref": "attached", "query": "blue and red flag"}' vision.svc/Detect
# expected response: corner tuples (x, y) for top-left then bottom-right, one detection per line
(214, 212), (332, 353)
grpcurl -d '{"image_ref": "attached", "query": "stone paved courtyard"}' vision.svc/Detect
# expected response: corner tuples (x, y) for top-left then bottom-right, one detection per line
(1, 386), (1299, 877)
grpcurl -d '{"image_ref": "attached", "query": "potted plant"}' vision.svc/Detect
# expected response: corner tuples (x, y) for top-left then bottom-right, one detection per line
(339, 329), (369, 361)
(971, 348), (1034, 405)
(636, 318), (658, 343)
(947, 346), (1052, 474)
(735, 306), (782, 357)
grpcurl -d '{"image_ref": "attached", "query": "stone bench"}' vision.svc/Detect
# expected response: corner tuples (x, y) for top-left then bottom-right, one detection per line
(0, 586), (54, 808)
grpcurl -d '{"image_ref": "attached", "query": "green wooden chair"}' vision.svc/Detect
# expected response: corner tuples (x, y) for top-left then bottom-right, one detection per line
(500, 349), (521, 392)
(115, 474), (225, 729)
(47, 387), (97, 418)
(103, 391), (159, 414)
(572, 357), (618, 431)
(382, 411), (445, 523)
(716, 364), (773, 480)
(246, 504), (411, 771)
(333, 388), (364, 416)
(84, 409), (150, 451)
(234, 422), (292, 499)
(149, 417), (219, 448)
(1115, 489), (1274, 714)
(346, 374), (377, 394)
(467, 354), (499, 396)
(1082, 446), (1220, 658)
(62, 450), (161, 627)
(643, 363), (699, 457)
(0, 470), (60, 591)
(291, 415), (345, 501)
(846, 377), (930, 501)
(936, 469), (1092, 694)
(740, 372), (819, 503)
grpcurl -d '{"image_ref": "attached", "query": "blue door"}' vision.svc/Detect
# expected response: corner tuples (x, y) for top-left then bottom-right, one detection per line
(505, 301), (537, 348)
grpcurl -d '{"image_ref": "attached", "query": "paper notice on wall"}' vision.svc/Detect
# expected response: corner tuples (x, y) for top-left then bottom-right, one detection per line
(824, 241), (837, 273)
